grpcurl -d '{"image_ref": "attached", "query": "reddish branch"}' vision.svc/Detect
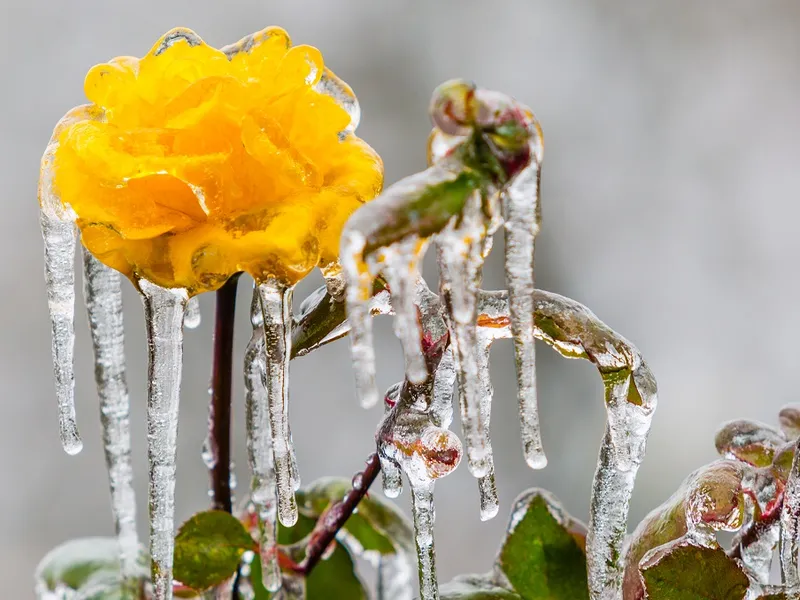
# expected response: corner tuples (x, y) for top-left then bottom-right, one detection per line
(297, 453), (382, 574)
(208, 273), (241, 514)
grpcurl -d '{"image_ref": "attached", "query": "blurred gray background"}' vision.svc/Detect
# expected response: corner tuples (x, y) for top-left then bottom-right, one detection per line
(3, 0), (800, 597)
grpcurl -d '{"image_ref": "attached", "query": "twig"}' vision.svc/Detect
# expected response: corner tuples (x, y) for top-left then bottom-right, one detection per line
(298, 453), (382, 575)
(208, 273), (241, 513)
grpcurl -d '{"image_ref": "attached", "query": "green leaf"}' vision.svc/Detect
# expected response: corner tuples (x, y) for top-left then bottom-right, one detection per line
(497, 489), (589, 600)
(440, 574), (524, 599)
(297, 477), (414, 555)
(640, 540), (749, 600)
(34, 537), (148, 600)
(249, 540), (367, 599)
(173, 510), (256, 592)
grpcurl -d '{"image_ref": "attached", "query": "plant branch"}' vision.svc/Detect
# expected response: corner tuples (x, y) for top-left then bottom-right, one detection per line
(208, 273), (241, 514)
(297, 453), (382, 575)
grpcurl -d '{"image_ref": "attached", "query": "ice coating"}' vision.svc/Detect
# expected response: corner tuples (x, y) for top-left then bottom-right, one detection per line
(622, 460), (749, 600)
(715, 419), (786, 467)
(244, 286), (280, 592)
(477, 288), (657, 599)
(139, 279), (188, 600)
(82, 251), (139, 584)
(183, 297), (201, 329)
(501, 135), (545, 470)
(257, 279), (298, 527)
(781, 439), (800, 589)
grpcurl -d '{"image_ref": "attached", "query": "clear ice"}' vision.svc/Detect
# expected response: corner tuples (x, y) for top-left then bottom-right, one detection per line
(39, 170), (81, 455)
(477, 288), (657, 599)
(83, 250), (139, 584)
(244, 287), (280, 592)
(183, 296), (202, 329)
(257, 279), (298, 527)
(377, 553), (415, 600)
(501, 140), (546, 470)
(140, 279), (188, 600)
(781, 439), (800, 589)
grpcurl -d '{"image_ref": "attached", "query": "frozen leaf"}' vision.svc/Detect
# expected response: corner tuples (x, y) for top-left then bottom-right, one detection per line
(496, 489), (589, 600)
(297, 477), (414, 556)
(34, 537), (147, 600)
(173, 510), (256, 592)
(623, 460), (748, 600)
(640, 540), (749, 600)
(715, 419), (785, 467)
(440, 574), (522, 599)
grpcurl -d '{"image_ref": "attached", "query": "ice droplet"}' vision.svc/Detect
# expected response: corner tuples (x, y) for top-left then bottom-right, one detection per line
(139, 279), (188, 600)
(781, 439), (800, 588)
(257, 279), (298, 527)
(244, 301), (280, 593)
(82, 250), (138, 583)
(183, 296), (201, 329)
(502, 149), (545, 470)
(40, 209), (82, 455)
(437, 191), (490, 478)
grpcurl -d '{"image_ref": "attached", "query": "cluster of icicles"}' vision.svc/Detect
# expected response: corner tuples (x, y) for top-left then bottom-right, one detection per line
(40, 95), (660, 600)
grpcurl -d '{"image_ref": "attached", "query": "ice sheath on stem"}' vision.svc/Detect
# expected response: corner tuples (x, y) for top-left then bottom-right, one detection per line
(257, 279), (298, 527)
(83, 250), (139, 585)
(244, 287), (281, 592)
(139, 279), (188, 600)
(781, 438), (800, 590)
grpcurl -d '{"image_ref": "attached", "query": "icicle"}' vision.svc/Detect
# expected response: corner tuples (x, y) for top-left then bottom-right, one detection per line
(82, 250), (139, 585)
(244, 287), (280, 593)
(380, 382), (404, 498)
(781, 439), (800, 589)
(410, 482), (438, 600)
(341, 228), (380, 408)
(437, 191), (491, 479)
(139, 279), (188, 600)
(381, 243), (428, 385)
(476, 333), (498, 521)
(377, 553), (414, 600)
(257, 279), (298, 527)
(183, 297), (201, 329)
(40, 205), (81, 455)
(501, 139), (545, 470)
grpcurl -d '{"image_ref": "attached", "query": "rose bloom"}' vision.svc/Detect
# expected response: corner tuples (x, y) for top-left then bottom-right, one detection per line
(45, 26), (383, 294)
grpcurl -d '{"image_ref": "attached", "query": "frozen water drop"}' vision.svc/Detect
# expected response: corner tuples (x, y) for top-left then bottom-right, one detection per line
(478, 471), (499, 522)
(183, 296), (201, 329)
(257, 279), (298, 527)
(139, 279), (188, 600)
(380, 456), (403, 499)
(82, 250), (138, 583)
(201, 434), (217, 470)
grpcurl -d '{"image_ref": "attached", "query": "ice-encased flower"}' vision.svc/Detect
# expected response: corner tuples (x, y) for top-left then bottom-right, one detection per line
(43, 26), (383, 294)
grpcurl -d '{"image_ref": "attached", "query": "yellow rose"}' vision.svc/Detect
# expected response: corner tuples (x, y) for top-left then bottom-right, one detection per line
(45, 26), (383, 294)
